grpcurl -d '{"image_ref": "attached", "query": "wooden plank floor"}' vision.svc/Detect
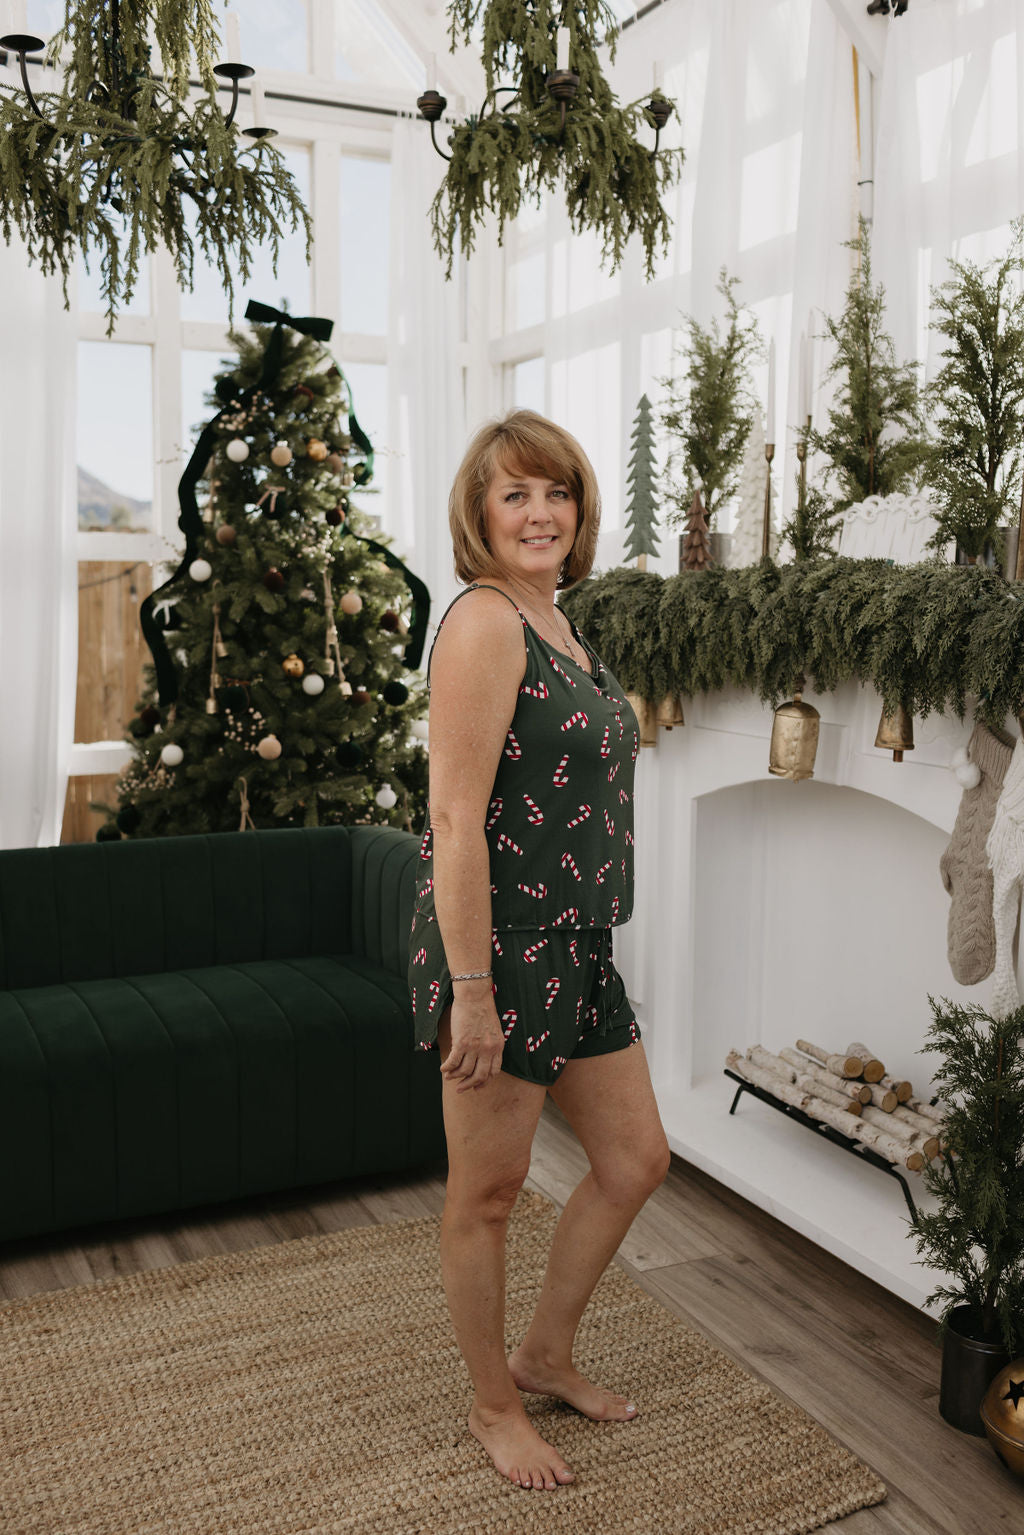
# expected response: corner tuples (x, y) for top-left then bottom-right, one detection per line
(0, 1102), (1018, 1533)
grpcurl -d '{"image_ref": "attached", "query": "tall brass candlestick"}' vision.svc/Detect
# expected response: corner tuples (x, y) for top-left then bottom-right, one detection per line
(761, 442), (776, 558)
(1015, 470), (1024, 582)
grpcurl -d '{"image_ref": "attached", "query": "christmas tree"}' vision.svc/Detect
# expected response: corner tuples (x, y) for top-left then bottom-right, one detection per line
(680, 489), (713, 571)
(807, 217), (929, 515)
(923, 223), (1024, 564)
(623, 394), (661, 566)
(100, 304), (429, 840)
(729, 408), (777, 566)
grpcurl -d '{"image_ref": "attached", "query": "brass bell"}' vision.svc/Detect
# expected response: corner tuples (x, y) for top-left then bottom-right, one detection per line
(655, 694), (685, 729)
(874, 701), (915, 762)
(625, 692), (658, 748)
(981, 1358), (1024, 1477)
(768, 689), (820, 781)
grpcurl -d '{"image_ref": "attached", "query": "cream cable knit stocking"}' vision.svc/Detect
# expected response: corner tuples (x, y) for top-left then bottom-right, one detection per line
(939, 722), (1012, 985)
(986, 733), (1024, 1019)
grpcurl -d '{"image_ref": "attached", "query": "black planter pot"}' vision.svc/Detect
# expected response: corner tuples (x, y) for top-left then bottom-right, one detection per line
(939, 1305), (1013, 1436)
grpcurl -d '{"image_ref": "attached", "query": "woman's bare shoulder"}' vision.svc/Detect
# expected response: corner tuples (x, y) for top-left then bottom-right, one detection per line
(432, 586), (525, 668)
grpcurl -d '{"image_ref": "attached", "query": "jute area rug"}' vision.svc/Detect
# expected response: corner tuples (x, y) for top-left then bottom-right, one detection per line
(0, 1190), (886, 1535)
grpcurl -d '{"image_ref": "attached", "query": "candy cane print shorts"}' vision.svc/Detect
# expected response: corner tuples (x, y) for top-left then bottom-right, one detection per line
(409, 918), (641, 1088)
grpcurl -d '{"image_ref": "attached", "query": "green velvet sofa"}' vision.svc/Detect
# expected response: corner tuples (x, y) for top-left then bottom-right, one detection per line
(0, 824), (444, 1242)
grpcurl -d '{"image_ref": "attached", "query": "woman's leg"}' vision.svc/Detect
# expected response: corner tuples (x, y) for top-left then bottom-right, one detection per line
(509, 1040), (671, 1420)
(437, 1008), (574, 1490)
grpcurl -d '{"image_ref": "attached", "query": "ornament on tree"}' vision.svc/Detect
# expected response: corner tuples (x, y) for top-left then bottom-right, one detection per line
(340, 589), (363, 615)
(306, 438), (328, 462)
(410, 718), (429, 741)
(215, 524), (237, 547)
(292, 384), (315, 408)
(681, 489), (714, 572)
(341, 469), (355, 488)
(255, 485), (286, 518)
(351, 689), (371, 707)
(189, 558), (212, 583)
(96, 824), (122, 842)
(257, 734), (283, 761)
(383, 680), (409, 706)
(336, 740), (364, 768)
(302, 673), (325, 696)
(139, 705), (161, 731)
(270, 442), (293, 467)
(226, 438), (250, 463)
(380, 610), (400, 632)
(223, 683), (249, 711)
(160, 743), (184, 767)
(326, 452), (346, 475)
(116, 804), (141, 833)
(282, 654), (305, 678)
(375, 783), (398, 809)
(325, 506), (344, 526)
(353, 461), (371, 486)
(263, 567), (286, 593)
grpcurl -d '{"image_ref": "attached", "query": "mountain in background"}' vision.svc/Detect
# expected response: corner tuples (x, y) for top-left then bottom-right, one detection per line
(78, 467), (151, 532)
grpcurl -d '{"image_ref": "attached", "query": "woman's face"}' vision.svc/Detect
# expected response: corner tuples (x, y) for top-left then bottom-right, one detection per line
(482, 462), (578, 588)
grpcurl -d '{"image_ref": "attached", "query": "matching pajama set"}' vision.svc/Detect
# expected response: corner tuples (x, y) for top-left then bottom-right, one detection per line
(407, 583), (641, 1086)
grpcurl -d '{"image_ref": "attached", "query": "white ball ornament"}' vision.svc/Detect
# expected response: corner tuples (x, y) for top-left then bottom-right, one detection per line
(409, 718), (429, 741)
(257, 734), (283, 761)
(189, 558), (212, 583)
(950, 746), (970, 770)
(270, 442), (293, 468)
(955, 761), (981, 790)
(226, 438), (250, 463)
(375, 783), (398, 810)
(302, 673), (325, 696)
(160, 743), (184, 767)
(340, 589), (363, 615)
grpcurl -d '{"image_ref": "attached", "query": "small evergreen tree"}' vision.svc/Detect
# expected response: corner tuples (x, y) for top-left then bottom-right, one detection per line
(680, 489), (713, 571)
(658, 268), (763, 529)
(912, 997), (1024, 1356)
(780, 431), (840, 560)
(730, 409), (777, 565)
(923, 224), (1024, 563)
(623, 394), (660, 565)
(101, 314), (428, 839)
(807, 217), (930, 513)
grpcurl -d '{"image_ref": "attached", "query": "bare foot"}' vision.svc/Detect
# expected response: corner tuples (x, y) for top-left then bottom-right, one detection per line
(508, 1346), (638, 1422)
(468, 1400), (575, 1490)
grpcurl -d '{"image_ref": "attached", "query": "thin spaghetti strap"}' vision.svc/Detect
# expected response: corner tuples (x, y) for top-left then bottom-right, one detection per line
(426, 582), (528, 684)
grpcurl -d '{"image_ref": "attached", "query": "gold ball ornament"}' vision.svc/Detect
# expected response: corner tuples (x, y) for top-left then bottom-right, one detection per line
(306, 438), (328, 462)
(326, 452), (346, 475)
(282, 653), (305, 678)
(270, 442), (293, 468)
(215, 524), (237, 546)
(981, 1360), (1024, 1477)
(340, 589), (363, 615)
(257, 734), (283, 761)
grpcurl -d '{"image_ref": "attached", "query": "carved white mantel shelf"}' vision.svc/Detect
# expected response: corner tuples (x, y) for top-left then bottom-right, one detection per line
(615, 679), (989, 1314)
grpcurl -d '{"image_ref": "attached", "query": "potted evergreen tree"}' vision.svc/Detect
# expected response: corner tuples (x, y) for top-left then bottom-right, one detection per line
(922, 224), (1024, 570)
(911, 997), (1024, 1435)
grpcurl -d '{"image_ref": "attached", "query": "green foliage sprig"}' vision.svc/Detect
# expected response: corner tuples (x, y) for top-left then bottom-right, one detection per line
(0, 1), (311, 329)
(911, 998), (1024, 1355)
(923, 224), (1024, 561)
(806, 218), (929, 517)
(658, 269), (763, 528)
(559, 559), (1024, 726)
(434, 1), (682, 277)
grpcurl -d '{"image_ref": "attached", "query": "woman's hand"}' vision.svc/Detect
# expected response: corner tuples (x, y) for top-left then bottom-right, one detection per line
(441, 990), (506, 1092)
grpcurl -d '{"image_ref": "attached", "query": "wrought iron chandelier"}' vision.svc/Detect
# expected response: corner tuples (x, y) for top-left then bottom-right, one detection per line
(0, 2), (309, 328)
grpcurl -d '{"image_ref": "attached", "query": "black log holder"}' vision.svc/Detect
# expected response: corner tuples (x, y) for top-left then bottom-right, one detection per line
(724, 1067), (923, 1224)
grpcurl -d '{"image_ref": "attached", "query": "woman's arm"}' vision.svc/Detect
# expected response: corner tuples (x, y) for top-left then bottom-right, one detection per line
(428, 589), (526, 1091)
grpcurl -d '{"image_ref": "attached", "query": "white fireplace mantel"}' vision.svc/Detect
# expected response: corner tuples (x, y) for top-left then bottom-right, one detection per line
(615, 678), (1000, 1314)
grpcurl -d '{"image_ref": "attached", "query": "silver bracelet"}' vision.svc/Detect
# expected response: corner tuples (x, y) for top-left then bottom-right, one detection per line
(450, 969), (492, 982)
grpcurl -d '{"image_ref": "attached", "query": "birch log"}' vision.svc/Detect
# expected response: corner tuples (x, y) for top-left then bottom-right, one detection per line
(779, 1048), (872, 1103)
(726, 1050), (811, 1111)
(865, 1083), (899, 1112)
(878, 1072), (913, 1103)
(796, 1039), (863, 1078)
(846, 1041), (885, 1082)
(904, 1094), (945, 1125)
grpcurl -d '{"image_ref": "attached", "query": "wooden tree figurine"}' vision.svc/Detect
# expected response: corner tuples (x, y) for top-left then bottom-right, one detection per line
(624, 394), (661, 568)
(681, 489), (714, 571)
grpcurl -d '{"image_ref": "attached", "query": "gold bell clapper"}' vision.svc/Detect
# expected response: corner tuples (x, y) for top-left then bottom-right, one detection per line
(626, 693), (658, 748)
(768, 685), (820, 781)
(875, 701), (915, 762)
(654, 694), (685, 729)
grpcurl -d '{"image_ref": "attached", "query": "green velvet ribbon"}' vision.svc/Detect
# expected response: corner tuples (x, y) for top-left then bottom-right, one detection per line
(139, 300), (429, 706)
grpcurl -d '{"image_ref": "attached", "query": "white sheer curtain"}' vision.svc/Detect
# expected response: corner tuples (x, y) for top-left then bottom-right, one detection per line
(0, 238), (76, 849)
(873, 0), (1024, 377)
(387, 118), (466, 636)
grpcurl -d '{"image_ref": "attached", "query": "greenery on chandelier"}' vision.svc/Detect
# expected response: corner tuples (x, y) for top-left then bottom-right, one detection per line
(0, 1), (311, 328)
(658, 268), (762, 529)
(923, 223), (1024, 563)
(559, 558), (1024, 728)
(434, 1), (683, 277)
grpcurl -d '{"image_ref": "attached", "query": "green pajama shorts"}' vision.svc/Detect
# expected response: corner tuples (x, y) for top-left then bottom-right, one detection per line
(409, 920), (641, 1087)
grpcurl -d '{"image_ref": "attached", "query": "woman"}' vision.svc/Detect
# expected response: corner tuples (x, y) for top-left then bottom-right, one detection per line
(407, 409), (670, 1492)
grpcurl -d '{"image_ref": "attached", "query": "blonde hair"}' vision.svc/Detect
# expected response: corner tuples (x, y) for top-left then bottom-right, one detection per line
(449, 410), (601, 590)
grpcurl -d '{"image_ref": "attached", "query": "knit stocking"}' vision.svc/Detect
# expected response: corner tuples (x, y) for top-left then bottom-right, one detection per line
(939, 722), (1012, 985)
(986, 734), (1024, 1019)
